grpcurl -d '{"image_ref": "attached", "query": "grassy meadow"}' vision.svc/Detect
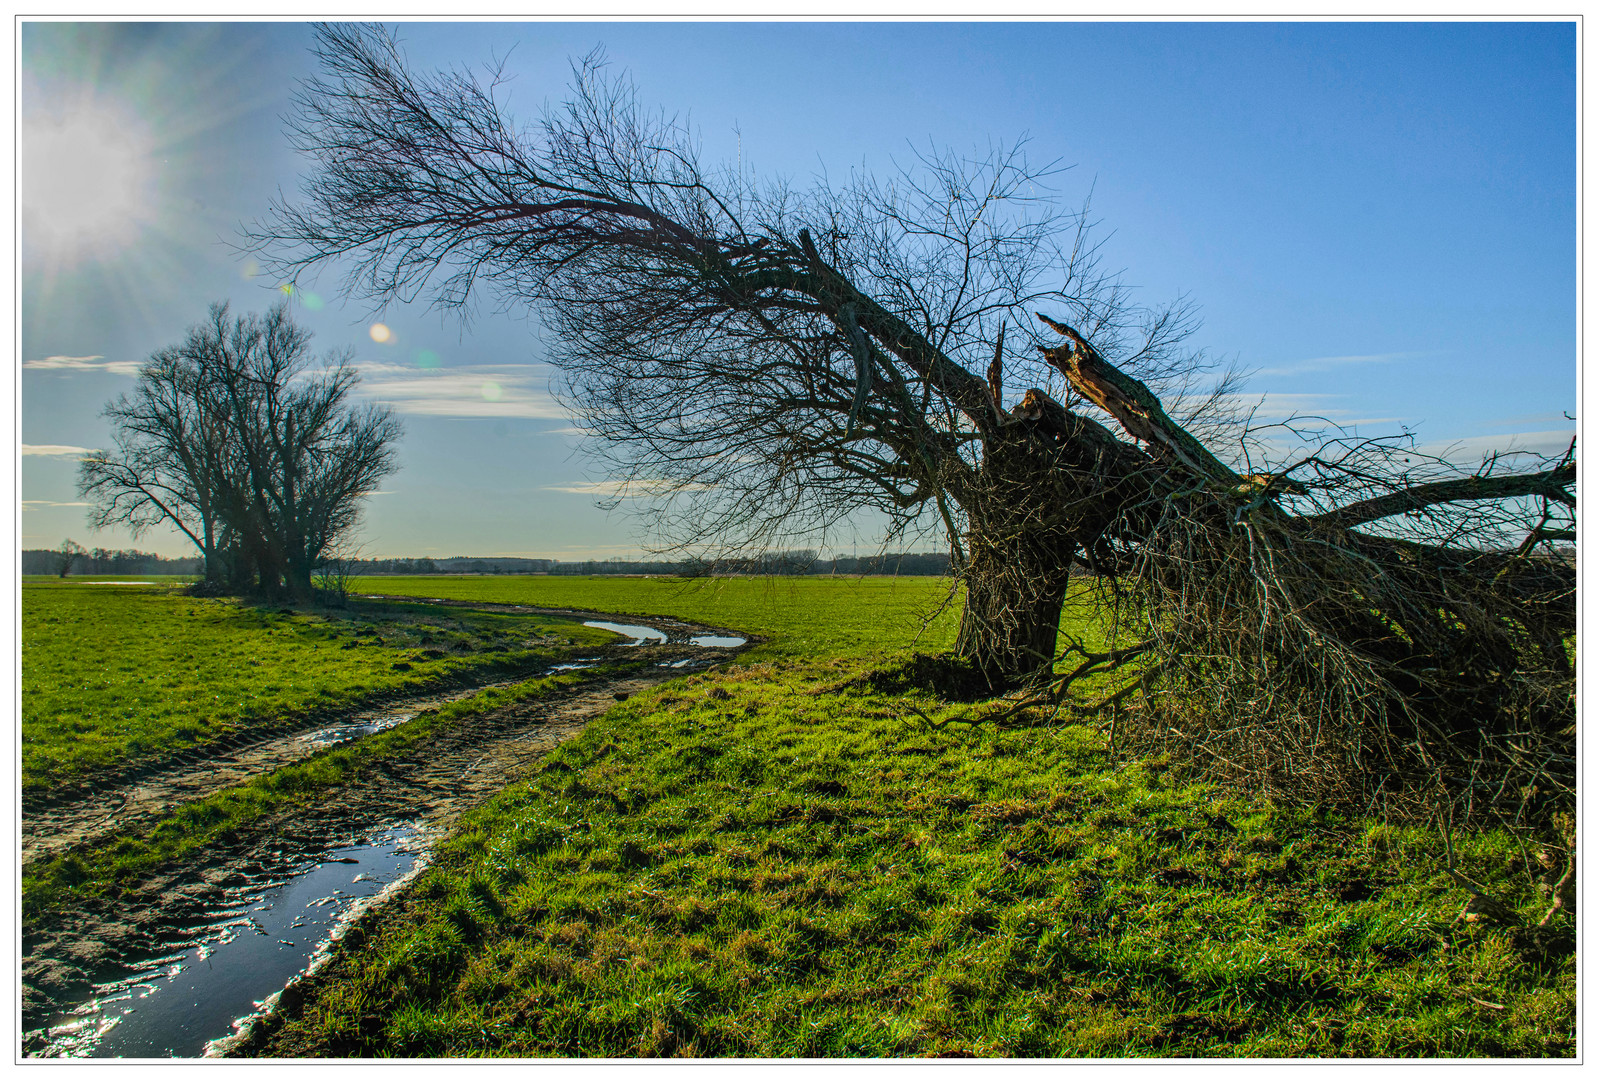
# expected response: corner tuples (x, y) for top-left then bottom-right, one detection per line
(254, 653), (1573, 1058)
(20, 578), (617, 796)
(22, 574), (1574, 1057)
(357, 573), (965, 660)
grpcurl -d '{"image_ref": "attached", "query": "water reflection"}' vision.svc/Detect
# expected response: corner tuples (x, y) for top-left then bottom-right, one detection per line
(582, 620), (667, 645)
(33, 826), (427, 1059)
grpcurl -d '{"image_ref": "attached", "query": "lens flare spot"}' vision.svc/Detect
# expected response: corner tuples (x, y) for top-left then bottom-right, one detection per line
(301, 291), (325, 311)
(416, 350), (441, 369)
(369, 323), (393, 344)
(239, 258), (259, 280)
(481, 381), (503, 402)
(280, 283), (294, 295)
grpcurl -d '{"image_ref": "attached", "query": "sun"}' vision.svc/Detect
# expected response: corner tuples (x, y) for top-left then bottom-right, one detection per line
(23, 103), (158, 263)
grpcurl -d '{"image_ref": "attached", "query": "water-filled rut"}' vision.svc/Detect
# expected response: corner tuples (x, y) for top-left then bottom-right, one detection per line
(22, 604), (749, 1058)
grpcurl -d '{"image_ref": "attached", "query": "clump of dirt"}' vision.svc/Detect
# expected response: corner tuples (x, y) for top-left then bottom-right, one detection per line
(858, 652), (998, 703)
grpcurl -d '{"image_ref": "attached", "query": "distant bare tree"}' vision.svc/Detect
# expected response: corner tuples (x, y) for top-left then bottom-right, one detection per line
(250, 24), (1573, 819)
(52, 539), (86, 578)
(79, 302), (402, 600)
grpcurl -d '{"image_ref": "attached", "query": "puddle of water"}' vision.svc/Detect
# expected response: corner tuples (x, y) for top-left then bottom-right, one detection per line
(32, 826), (427, 1059)
(583, 620), (668, 646)
(293, 676), (534, 751)
(297, 714), (415, 749)
(81, 581), (156, 586)
(583, 622), (746, 649)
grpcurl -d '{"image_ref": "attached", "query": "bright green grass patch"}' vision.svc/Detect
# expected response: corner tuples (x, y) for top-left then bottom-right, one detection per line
(21, 580), (617, 794)
(361, 574), (1130, 702)
(358, 575), (964, 659)
(22, 667), (627, 923)
(257, 657), (1573, 1058)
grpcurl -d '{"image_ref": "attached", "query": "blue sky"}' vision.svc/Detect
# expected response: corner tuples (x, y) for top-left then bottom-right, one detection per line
(18, 20), (1577, 559)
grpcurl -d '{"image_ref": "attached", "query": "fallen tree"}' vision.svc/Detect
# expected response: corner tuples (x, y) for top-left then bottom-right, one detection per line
(1028, 319), (1574, 823)
(251, 24), (1574, 822)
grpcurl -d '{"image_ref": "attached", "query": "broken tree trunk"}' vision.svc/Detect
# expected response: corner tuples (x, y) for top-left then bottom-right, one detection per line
(1023, 313), (1575, 822)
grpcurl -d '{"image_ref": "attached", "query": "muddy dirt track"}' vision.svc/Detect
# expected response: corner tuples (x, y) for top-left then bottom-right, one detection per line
(22, 675), (537, 866)
(22, 604), (748, 1055)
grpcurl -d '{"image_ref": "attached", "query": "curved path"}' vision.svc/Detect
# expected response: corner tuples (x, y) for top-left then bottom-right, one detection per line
(23, 604), (750, 1056)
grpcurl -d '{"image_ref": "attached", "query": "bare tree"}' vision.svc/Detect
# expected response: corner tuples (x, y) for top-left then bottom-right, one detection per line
(249, 25), (1573, 817)
(79, 302), (402, 600)
(253, 24), (1240, 680)
(52, 539), (86, 578)
(79, 343), (241, 587)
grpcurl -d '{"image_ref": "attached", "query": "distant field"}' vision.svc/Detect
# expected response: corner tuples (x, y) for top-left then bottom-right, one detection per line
(359, 574), (966, 658)
(20, 579), (615, 795)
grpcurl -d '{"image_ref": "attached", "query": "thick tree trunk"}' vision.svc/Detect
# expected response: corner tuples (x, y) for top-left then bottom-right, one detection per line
(953, 429), (1081, 688)
(955, 533), (1075, 688)
(285, 555), (315, 602)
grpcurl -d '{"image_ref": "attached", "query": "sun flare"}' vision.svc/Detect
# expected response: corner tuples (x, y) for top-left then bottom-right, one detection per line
(23, 104), (158, 262)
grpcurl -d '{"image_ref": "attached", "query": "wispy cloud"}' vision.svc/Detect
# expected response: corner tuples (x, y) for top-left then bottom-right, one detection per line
(1418, 430), (1577, 464)
(1215, 393), (1409, 428)
(543, 480), (640, 497)
(354, 361), (567, 420)
(1252, 351), (1425, 378)
(21, 444), (94, 457)
(1481, 411), (1576, 429)
(24, 355), (141, 376)
(543, 479), (713, 498)
(22, 499), (90, 509)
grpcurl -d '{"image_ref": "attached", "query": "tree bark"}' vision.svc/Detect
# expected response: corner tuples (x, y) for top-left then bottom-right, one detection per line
(955, 530), (1075, 688)
(952, 421), (1091, 687)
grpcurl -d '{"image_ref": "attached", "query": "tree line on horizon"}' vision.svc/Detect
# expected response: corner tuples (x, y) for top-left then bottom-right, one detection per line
(20, 545), (203, 577)
(23, 547), (961, 580)
(339, 550), (956, 577)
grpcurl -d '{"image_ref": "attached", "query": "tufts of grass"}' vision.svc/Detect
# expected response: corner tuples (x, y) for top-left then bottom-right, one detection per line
(251, 656), (1574, 1058)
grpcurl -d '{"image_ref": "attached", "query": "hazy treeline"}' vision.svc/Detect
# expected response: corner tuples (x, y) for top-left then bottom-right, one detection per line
(22, 548), (203, 576)
(339, 551), (954, 577)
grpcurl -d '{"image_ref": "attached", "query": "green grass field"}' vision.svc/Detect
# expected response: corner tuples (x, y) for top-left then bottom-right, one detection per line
(356, 574), (963, 659)
(254, 653), (1574, 1058)
(20, 578), (616, 795)
(22, 575), (1574, 1057)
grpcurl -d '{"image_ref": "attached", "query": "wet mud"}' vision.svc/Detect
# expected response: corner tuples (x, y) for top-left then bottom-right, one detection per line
(23, 604), (748, 1058)
(23, 677), (528, 866)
